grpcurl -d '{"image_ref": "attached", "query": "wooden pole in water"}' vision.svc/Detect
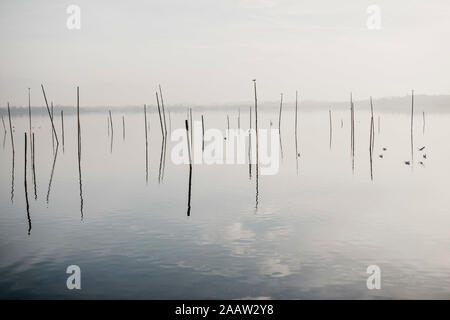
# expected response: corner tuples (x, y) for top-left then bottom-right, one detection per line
(107, 115), (110, 136)
(370, 97), (375, 153)
(40, 85), (59, 145)
(109, 111), (113, 135)
(7, 103), (14, 154)
(27, 88), (32, 147)
(422, 111), (425, 135)
(238, 108), (240, 130)
(329, 109), (332, 149)
(253, 80), (258, 168)
(369, 108), (374, 181)
(278, 93), (283, 131)
(253, 80), (259, 210)
(410, 90), (414, 166)
(122, 115), (125, 140)
(201, 115), (205, 152)
(350, 93), (355, 172)
(144, 104), (149, 183)
(159, 85), (168, 137)
(77, 87), (80, 155)
(185, 120), (192, 165)
(61, 110), (65, 152)
(295, 91), (299, 155)
(249, 106), (252, 179)
(185, 119), (192, 217)
(27, 89), (33, 178)
(156, 92), (165, 138)
(76, 86), (83, 219)
(51, 102), (55, 153)
(24, 132), (31, 234)
(350, 94), (353, 155)
(32, 132), (37, 200)
(109, 110), (114, 153)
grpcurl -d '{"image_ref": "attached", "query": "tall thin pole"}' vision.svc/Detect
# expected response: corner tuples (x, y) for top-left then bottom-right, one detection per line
(61, 110), (65, 152)
(77, 86), (83, 220)
(156, 92), (165, 137)
(159, 85), (168, 137)
(278, 93), (283, 130)
(253, 80), (259, 210)
(410, 90), (414, 167)
(369, 110), (374, 181)
(24, 132), (31, 235)
(122, 116), (125, 140)
(238, 108), (240, 130)
(77, 87), (81, 158)
(7, 103), (14, 154)
(249, 106), (252, 179)
(109, 110), (113, 153)
(41, 85), (59, 145)
(185, 119), (192, 217)
(295, 90), (299, 156)
(51, 102), (55, 153)
(201, 115), (205, 152)
(253, 80), (258, 167)
(370, 97), (375, 153)
(27, 88), (32, 147)
(144, 104), (149, 183)
(185, 120), (192, 165)
(329, 109), (332, 149)
(32, 133), (37, 200)
(422, 111), (425, 135)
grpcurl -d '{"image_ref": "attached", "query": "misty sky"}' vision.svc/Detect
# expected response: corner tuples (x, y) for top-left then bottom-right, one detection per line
(0, 0), (449, 106)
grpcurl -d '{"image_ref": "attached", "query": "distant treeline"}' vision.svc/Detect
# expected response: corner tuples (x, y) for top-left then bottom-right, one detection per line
(1, 94), (449, 116)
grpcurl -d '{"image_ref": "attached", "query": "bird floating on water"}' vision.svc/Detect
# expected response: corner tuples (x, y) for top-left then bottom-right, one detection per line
(404, 161), (410, 165)
(382, 147), (387, 151)
(379, 155), (383, 158)
(423, 154), (427, 159)
(418, 146), (425, 151)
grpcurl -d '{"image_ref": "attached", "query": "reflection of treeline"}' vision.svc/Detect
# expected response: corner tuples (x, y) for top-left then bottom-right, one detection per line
(2, 94), (450, 115)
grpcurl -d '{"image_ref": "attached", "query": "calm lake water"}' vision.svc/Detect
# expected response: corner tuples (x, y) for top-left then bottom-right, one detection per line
(1, 106), (450, 299)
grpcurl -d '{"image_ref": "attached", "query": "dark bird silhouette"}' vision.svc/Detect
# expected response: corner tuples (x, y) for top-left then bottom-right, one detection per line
(382, 147), (387, 151)
(419, 161), (425, 166)
(418, 146), (425, 151)
(404, 161), (410, 165)
(423, 154), (427, 159)
(379, 155), (383, 158)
